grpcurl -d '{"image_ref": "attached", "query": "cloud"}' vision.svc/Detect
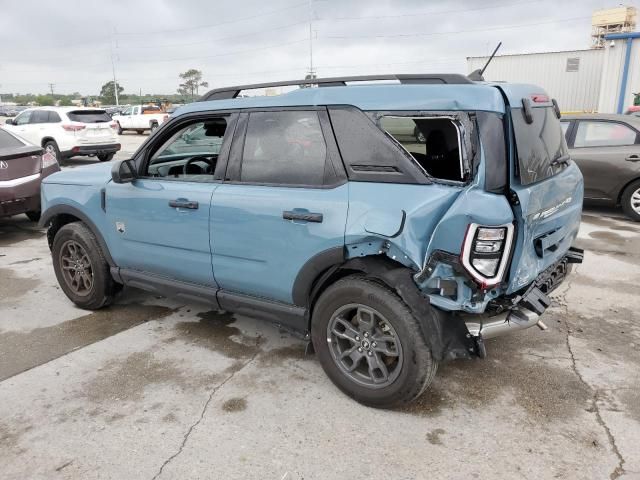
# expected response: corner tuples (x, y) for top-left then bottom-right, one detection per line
(0, 0), (620, 95)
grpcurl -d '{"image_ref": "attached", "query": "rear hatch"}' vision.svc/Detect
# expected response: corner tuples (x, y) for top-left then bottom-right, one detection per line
(496, 88), (584, 293)
(0, 129), (42, 182)
(67, 110), (116, 145)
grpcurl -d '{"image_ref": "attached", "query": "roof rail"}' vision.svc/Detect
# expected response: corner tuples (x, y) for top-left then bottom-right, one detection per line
(199, 73), (474, 101)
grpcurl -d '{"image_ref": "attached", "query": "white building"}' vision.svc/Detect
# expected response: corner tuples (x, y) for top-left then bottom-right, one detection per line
(467, 32), (640, 114)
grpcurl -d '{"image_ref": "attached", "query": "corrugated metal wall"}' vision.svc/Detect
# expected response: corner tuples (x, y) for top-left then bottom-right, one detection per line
(468, 49), (605, 112)
(598, 39), (640, 113)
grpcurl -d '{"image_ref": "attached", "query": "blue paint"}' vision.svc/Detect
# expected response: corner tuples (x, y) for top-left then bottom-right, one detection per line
(604, 32), (640, 114)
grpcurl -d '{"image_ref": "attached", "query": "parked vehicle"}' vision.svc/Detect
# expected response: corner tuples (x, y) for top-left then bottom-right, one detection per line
(39, 74), (584, 408)
(561, 114), (640, 221)
(0, 128), (59, 221)
(111, 105), (169, 134)
(3, 107), (121, 163)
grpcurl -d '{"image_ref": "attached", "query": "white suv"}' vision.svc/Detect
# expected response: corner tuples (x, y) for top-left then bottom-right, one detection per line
(3, 107), (121, 162)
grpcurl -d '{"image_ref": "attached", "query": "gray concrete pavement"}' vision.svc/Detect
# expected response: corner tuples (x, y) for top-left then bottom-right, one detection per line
(0, 147), (639, 478)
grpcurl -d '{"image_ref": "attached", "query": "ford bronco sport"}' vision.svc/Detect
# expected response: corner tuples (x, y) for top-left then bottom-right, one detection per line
(40, 74), (584, 408)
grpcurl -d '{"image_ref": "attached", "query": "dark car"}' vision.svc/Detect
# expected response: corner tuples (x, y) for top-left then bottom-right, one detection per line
(561, 114), (640, 221)
(0, 127), (60, 221)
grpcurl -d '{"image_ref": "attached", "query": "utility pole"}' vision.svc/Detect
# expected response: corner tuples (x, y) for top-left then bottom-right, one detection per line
(110, 27), (119, 107)
(48, 83), (55, 96)
(307, 0), (316, 81)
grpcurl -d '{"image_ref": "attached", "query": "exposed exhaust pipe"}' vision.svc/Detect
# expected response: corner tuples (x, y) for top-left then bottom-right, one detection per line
(464, 308), (545, 340)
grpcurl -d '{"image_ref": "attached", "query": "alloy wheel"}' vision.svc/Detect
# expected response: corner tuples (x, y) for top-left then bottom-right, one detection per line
(326, 304), (403, 388)
(45, 144), (57, 160)
(631, 187), (640, 215)
(59, 240), (93, 296)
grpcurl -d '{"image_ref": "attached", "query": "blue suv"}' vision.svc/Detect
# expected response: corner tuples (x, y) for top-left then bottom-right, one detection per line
(40, 74), (584, 408)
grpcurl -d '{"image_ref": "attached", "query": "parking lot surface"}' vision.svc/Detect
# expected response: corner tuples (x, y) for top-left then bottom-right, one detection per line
(0, 137), (639, 479)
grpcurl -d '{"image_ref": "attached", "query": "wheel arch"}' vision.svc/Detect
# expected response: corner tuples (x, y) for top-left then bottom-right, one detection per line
(41, 137), (56, 147)
(616, 176), (640, 205)
(40, 205), (116, 267)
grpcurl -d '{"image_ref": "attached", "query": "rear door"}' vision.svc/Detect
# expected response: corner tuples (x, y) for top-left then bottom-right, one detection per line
(566, 119), (640, 201)
(504, 95), (584, 293)
(210, 108), (348, 305)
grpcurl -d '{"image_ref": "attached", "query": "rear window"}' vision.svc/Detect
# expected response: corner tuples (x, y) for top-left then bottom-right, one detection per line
(67, 110), (111, 123)
(0, 129), (24, 149)
(512, 106), (569, 185)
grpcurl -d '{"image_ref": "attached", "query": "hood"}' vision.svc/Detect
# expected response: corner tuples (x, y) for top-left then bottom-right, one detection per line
(42, 161), (113, 186)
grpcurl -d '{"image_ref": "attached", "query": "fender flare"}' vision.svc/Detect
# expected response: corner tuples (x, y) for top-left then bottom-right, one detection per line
(291, 246), (345, 307)
(39, 204), (116, 267)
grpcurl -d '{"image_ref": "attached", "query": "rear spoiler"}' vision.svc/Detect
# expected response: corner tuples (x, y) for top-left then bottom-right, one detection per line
(0, 145), (43, 161)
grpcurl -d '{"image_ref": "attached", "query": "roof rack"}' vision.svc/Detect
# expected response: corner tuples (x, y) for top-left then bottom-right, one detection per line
(199, 73), (474, 101)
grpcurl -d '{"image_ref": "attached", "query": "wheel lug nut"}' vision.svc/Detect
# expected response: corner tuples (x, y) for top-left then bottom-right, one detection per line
(364, 332), (369, 338)
(372, 342), (377, 347)
(358, 347), (363, 352)
(367, 351), (372, 356)
(355, 336), (360, 341)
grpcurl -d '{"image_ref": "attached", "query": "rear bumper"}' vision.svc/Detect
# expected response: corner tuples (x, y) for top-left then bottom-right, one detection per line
(62, 143), (121, 157)
(462, 246), (584, 352)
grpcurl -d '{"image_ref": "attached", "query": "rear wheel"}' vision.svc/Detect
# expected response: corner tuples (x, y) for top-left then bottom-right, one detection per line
(97, 153), (115, 162)
(136, 129), (144, 135)
(150, 122), (159, 133)
(26, 211), (41, 222)
(116, 122), (123, 135)
(43, 140), (60, 162)
(414, 127), (426, 143)
(52, 222), (117, 309)
(621, 179), (640, 221)
(311, 276), (438, 408)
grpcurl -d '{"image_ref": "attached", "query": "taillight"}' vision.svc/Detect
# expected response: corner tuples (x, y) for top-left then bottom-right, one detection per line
(461, 223), (514, 288)
(41, 152), (57, 169)
(62, 124), (86, 132)
(110, 122), (118, 129)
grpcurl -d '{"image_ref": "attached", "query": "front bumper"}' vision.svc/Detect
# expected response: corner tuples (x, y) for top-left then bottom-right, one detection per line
(62, 143), (121, 157)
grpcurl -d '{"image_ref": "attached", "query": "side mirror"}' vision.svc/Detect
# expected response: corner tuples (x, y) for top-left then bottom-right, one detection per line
(111, 159), (137, 184)
(5, 119), (15, 125)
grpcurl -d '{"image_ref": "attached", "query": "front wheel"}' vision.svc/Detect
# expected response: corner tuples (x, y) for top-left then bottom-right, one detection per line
(621, 179), (640, 221)
(311, 276), (437, 408)
(51, 222), (118, 309)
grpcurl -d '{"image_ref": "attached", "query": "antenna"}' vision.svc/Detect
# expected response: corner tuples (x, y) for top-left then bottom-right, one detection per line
(468, 41), (502, 81)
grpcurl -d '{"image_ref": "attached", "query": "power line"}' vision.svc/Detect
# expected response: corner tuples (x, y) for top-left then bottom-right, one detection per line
(321, 15), (592, 40)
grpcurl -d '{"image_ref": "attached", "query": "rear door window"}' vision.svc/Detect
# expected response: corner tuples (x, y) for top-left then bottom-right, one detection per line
(239, 111), (328, 186)
(47, 111), (61, 123)
(67, 110), (111, 123)
(30, 110), (49, 124)
(511, 106), (569, 185)
(574, 121), (638, 147)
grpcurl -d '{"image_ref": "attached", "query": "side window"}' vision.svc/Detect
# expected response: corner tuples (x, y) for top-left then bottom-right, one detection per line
(240, 111), (327, 186)
(574, 121), (637, 147)
(380, 116), (463, 182)
(14, 111), (32, 125)
(146, 118), (227, 181)
(48, 111), (61, 123)
(31, 110), (49, 124)
(122, 107), (132, 115)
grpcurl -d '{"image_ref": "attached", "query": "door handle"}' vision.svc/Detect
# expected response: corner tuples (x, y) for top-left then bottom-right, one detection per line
(283, 210), (323, 223)
(625, 155), (640, 162)
(169, 199), (199, 209)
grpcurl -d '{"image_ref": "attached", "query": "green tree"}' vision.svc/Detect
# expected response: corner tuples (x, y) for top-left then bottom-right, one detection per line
(100, 81), (124, 105)
(177, 69), (208, 101)
(58, 97), (73, 106)
(36, 95), (54, 106)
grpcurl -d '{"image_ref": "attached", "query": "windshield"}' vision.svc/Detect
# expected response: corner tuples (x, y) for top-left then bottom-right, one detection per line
(511, 106), (569, 185)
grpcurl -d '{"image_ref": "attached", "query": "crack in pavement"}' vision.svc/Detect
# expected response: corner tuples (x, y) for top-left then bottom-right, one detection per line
(559, 268), (626, 480)
(150, 342), (262, 480)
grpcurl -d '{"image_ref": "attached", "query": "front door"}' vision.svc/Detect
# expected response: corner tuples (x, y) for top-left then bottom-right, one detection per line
(568, 119), (640, 201)
(211, 109), (348, 304)
(105, 115), (235, 286)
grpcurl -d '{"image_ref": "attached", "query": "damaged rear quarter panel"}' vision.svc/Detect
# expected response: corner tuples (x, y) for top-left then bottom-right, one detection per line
(345, 182), (462, 268)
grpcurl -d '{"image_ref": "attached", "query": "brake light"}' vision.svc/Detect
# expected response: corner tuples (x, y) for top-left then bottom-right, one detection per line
(41, 152), (57, 169)
(109, 122), (118, 130)
(62, 124), (86, 132)
(460, 223), (514, 288)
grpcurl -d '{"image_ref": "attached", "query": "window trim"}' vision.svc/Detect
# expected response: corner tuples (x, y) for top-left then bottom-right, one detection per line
(135, 111), (238, 183)
(570, 119), (640, 149)
(224, 106), (347, 189)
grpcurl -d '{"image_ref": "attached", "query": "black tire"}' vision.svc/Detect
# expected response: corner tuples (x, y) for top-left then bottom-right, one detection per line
(43, 140), (60, 162)
(150, 122), (159, 133)
(97, 153), (115, 162)
(116, 122), (123, 135)
(311, 276), (438, 408)
(51, 222), (117, 310)
(414, 127), (426, 144)
(25, 211), (41, 222)
(136, 129), (144, 135)
(621, 179), (640, 221)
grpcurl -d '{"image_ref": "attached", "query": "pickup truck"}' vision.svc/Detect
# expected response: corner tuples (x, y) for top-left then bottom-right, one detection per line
(112, 106), (168, 135)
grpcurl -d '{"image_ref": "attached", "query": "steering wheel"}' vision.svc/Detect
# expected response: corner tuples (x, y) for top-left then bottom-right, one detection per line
(183, 156), (215, 175)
